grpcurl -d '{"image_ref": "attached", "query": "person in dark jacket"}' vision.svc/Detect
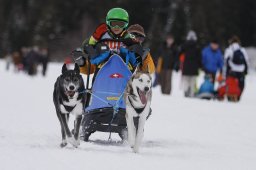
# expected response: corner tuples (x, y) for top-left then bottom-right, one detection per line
(180, 30), (201, 97)
(127, 24), (155, 74)
(39, 47), (49, 76)
(157, 34), (178, 94)
(202, 40), (223, 84)
(24, 46), (41, 76)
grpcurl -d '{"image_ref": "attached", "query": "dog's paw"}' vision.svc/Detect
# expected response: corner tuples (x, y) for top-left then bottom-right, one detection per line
(119, 129), (128, 141)
(67, 137), (80, 148)
(128, 137), (135, 147)
(74, 139), (80, 146)
(60, 142), (67, 148)
(132, 146), (139, 153)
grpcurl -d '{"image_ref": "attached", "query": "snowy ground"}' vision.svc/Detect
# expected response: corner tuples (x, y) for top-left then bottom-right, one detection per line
(1, 60), (256, 170)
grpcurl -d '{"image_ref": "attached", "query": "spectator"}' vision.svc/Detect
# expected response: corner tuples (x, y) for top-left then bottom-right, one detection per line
(12, 51), (23, 72)
(223, 35), (249, 100)
(5, 51), (12, 71)
(196, 74), (215, 100)
(39, 47), (49, 76)
(156, 34), (178, 94)
(201, 39), (223, 84)
(24, 46), (40, 76)
(180, 30), (201, 97)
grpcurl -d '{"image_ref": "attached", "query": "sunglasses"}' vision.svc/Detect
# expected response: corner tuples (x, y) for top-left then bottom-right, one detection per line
(109, 21), (127, 29)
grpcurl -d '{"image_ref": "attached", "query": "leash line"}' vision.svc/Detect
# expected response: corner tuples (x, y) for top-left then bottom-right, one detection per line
(80, 89), (113, 107)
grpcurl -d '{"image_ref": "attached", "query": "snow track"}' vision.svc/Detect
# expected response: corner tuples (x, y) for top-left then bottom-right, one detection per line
(1, 60), (256, 170)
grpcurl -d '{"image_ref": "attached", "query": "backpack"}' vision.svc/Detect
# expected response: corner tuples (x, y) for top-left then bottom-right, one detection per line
(232, 49), (245, 65)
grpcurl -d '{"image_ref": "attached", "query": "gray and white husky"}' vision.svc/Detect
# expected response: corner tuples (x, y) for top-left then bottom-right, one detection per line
(53, 63), (85, 148)
(124, 71), (152, 153)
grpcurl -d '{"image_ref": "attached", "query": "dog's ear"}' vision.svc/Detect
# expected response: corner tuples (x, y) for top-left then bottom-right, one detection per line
(127, 79), (133, 95)
(137, 66), (141, 72)
(74, 63), (80, 74)
(62, 64), (68, 74)
(145, 65), (150, 74)
(133, 72), (141, 80)
(135, 65), (141, 73)
(131, 74), (136, 81)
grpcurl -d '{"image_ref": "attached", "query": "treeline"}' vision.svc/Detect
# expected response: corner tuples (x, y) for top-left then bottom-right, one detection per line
(0, 0), (255, 60)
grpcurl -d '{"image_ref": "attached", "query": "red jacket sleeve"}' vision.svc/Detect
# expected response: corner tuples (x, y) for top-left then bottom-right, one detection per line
(92, 23), (108, 41)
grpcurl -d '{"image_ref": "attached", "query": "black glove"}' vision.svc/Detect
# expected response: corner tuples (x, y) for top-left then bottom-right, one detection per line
(128, 44), (144, 57)
(72, 48), (86, 66)
(75, 56), (86, 67)
(83, 44), (97, 58)
(95, 42), (110, 55)
(122, 38), (135, 46)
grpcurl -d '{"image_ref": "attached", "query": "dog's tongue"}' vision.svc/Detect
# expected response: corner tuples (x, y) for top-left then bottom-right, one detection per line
(139, 90), (147, 105)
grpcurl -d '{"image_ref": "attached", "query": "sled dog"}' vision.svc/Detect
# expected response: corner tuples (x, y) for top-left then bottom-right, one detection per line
(53, 63), (85, 147)
(125, 71), (152, 153)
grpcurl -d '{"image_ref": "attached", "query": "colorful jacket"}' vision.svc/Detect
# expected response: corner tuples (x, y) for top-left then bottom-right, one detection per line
(83, 23), (131, 52)
(80, 23), (155, 75)
(202, 45), (223, 74)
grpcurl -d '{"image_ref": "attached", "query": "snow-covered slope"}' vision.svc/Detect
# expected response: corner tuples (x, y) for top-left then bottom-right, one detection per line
(1, 60), (256, 170)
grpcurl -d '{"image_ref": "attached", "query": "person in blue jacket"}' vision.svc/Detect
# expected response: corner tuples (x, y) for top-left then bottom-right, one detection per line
(202, 39), (223, 84)
(197, 74), (215, 100)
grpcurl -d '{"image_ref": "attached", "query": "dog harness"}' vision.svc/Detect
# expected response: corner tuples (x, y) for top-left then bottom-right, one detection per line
(128, 96), (145, 114)
(63, 104), (77, 112)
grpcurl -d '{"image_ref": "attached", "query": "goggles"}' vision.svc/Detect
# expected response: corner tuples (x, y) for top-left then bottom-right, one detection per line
(109, 20), (128, 29)
(131, 32), (145, 42)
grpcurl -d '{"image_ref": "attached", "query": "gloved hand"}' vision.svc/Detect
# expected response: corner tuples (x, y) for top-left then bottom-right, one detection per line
(120, 47), (141, 66)
(75, 56), (86, 67)
(128, 52), (142, 66)
(122, 38), (135, 46)
(72, 48), (86, 66)
(83, 44), (97, 58)
(95, 42), (110, 55)
(128, 44), (144, 57)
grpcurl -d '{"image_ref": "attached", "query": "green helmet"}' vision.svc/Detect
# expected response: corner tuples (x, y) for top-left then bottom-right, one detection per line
(106, 8), (129, 28)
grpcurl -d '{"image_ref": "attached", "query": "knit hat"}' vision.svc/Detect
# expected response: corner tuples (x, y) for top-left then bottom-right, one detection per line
(186, 30), (197, 41)
(127, 24), (146, 37)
